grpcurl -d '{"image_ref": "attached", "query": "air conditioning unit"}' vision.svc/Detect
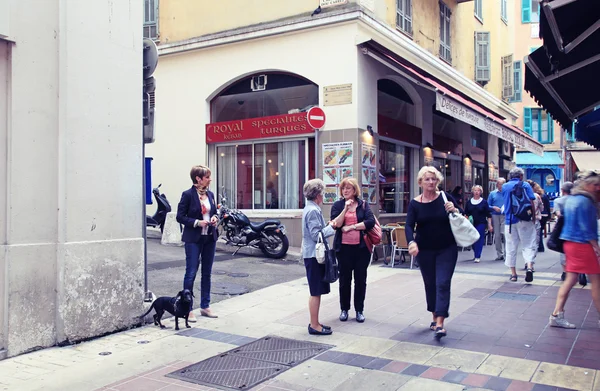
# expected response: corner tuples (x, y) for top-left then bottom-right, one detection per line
(251, 75), (267, 91)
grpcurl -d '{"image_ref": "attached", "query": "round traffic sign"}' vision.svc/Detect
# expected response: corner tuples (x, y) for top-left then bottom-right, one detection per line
(306, 107), (326, 129)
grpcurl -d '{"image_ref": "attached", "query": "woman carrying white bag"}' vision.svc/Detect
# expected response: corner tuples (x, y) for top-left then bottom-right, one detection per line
(406, 166), (480, 340)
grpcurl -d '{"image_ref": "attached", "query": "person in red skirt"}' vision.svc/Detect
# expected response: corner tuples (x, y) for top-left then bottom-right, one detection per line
(549, 171), (600, 329)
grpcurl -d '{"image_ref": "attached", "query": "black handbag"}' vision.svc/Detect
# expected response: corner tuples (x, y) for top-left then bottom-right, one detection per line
(321, 233), (339, 283)
(547, 216), (564, 253)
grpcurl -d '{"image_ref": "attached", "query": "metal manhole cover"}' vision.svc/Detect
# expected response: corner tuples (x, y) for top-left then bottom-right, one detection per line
(228, 272), (249, 278)
(167, 336), (333, 390)
(490, 292), (538, 302)
(212, 282), (249, 295)
(213, 269), (227, 275)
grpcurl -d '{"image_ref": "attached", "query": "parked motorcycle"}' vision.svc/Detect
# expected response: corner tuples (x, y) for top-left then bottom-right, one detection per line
(217, 192), (289, 258)
(146, 184), (172, 232)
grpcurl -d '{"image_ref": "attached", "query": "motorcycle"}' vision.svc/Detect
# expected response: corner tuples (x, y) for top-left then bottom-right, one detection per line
(146, 184), (172, 232)
(216, 192), (289, 258)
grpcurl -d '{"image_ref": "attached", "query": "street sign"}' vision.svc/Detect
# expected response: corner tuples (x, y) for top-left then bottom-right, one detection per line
(307, 107), (326, 129)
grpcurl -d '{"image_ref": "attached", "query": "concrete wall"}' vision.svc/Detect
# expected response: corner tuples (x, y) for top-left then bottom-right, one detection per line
(146, 23), (361, 207)
(0, 0), (144, 357)
(0, 40), (7, 356)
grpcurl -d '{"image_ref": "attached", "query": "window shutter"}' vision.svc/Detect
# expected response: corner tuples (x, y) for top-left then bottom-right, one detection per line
(549, 115), (554, 143)
(502, 54), (514, 100)
(524, 108), (532, 135)
(475, 32), (490, 83)
(512, 61), (522, 102)
(522, 0), (530, 23)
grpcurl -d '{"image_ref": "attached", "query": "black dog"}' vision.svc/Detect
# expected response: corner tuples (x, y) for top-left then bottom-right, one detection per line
(139, 289), (194, 330)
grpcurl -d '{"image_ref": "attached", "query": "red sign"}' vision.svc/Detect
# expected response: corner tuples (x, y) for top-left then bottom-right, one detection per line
(306, 107), (326, 129)
(205, 113), (314, 144)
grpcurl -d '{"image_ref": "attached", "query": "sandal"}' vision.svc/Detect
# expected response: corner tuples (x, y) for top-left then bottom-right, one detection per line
(429, 322), (436, 331)
(509, 275), (518, 282)
(434, 327), (446, 340)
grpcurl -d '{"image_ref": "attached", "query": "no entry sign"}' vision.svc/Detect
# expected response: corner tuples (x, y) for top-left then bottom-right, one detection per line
(307, 107), (326, 129)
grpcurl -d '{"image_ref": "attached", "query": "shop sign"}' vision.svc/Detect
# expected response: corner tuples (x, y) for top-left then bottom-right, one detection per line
(435, 93), (544, 156)
(324, 84), (352, 106)
(205, 113), (314, 144)
(320, 0), (348, 8)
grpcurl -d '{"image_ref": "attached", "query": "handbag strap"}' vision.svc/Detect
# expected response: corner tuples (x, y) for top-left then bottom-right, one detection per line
(440, 191), (452, 216)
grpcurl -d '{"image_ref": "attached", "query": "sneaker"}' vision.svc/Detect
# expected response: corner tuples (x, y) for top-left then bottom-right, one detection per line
(474, 258), (480, 263)
(549, 312), (576, 329)
(579, 274), (587, 287)
(525, 268), (534, 283)
(561, 272), (566, 281)
(495, 256), (504, 261)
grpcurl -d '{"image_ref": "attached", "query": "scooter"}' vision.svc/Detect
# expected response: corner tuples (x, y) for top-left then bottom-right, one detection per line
(216, 191), (289, 259)
(146, 184), (172, 232)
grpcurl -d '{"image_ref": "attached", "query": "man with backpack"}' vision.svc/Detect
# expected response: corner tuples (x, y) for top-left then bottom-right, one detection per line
(501, 167), (538, 282)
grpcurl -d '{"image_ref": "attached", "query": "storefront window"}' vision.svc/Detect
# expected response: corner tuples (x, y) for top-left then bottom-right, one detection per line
(379, 140), (411, 214)
(217, 140), (310, 210)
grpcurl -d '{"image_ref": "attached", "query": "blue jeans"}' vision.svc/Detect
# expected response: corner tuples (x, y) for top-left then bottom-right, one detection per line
(473, 223), (486, 258)
(183, 236), (216, 309)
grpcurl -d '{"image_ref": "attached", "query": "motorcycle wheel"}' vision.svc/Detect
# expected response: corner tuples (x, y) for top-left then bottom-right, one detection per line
(260, 231), (289, 259)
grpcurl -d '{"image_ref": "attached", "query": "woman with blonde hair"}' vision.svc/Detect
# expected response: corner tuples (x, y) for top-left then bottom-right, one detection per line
(330, 177), (375, 323)
(464, 185), (492, 263)
(549, 171), (600, 329)
(406, 166), (460, 340)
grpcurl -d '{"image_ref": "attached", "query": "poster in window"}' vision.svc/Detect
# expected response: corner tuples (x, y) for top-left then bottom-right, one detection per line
(323, 167), (338, 185)
(340, 167), (353, 180)
(369, 186), (377, 204)
(362, 186), (369, 201)
(369, 168), (377, 185)
(361, 143), (376, 167)
(323, 146), (338, 166)
(361, 167), (370, 183)
(338, 145), (353, 166)
(323, 186), (338, 204)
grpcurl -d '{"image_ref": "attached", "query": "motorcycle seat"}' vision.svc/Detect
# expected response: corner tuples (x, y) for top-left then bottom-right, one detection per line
(250, 219), (281, 231)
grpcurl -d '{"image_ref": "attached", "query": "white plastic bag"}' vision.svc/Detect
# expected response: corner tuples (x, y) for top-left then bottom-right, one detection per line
(315, 231), (326, 264)
(441, 192), (480, 247)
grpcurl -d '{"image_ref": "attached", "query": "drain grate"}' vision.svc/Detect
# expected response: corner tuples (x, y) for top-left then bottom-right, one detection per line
(490, 292), (538, 302)
(168, 336), (332, 390)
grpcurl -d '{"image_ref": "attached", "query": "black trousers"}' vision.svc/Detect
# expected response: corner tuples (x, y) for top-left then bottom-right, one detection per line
(337, 244), (371, 312)
(417, 245), (458, 318)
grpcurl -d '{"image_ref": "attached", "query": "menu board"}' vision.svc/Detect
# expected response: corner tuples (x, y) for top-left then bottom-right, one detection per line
(361, 143), (377, 204)
(322, 142), (353, 203)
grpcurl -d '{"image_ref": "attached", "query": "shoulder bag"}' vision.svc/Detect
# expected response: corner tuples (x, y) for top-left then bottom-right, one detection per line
(320, 230), (339, 283)
(315, 231), (326, 264)
(362, 201), (382, 253)
(441, 192), (480, 247)
(547, 215), (564, 253)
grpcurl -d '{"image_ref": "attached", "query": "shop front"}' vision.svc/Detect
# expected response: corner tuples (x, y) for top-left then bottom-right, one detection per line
(515, 151), (564, 195)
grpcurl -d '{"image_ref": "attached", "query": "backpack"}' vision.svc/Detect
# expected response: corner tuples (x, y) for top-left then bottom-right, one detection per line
(509, 181), (533, 222)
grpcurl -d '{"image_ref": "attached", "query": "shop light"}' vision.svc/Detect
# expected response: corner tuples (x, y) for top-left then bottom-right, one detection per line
(220, 152), (225, 157)
(241, 160), (245, 164)
(276, 172), (279, 176)
(268, 159), (272, 163)
(464, 154), (472, 160)
(281, 162), (284, 166)
(392, 167), (396, 171)
(423, 142), (433, 149)
(367, 125), (374, 136)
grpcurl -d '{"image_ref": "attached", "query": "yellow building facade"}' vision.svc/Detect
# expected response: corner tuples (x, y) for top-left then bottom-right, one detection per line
(144, 0), (543, 246)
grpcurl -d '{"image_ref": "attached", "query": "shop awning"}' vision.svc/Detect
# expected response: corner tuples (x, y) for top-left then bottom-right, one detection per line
(570, 151), (600, 172)
(524, 0), (600, 130)
(516, 151), (563, 166)
(574, 108), (600, 149)
(361, 42), (544, 156)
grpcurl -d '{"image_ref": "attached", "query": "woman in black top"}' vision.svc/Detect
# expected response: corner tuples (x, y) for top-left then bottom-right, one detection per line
(464, 185), (492, 263)
(406, 166), (459, 340)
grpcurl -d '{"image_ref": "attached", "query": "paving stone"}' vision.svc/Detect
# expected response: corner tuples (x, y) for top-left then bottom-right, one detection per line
(401, 364), (429, 377)
(476, 355), (540, 382)
(441, 370), (469, 384)
(425, 347), (488, 372)
(329, 352), (363, 365)
(335, 336), (399, 357)
(275, 360), (363, 390)
(332, 369), (411, 391)
(397, 376), (465, 391)
(314, 350), (343, 362)
(506, 379), (535, 391)
(531, 384), (559, 391)
(531, 362), (595, 391)
(381, 361), (410, 374)
(484, 376), (513, 391)
(420, 367), (449, 380)
(461, 373), (491, 387)
(363, 358), (393, 370)
(379, 342), (442, 364)
(346, 354), (379, 368)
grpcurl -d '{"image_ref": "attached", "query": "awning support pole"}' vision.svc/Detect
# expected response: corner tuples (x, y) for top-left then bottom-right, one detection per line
(544, 53), (600, 82)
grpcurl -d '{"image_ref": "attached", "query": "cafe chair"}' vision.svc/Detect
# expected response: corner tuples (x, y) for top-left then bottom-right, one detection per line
(390, 226), (415, 269)
(369, 223), (398, 267)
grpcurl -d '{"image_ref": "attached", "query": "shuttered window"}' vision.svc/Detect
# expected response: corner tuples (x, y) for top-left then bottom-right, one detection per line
(502, 55), (514, 100)
(439, 2), (452, 63)
(510, 61), (522, 102)
(475, 0), (483, 22)
(501, 0), (507, 23)
(524, 108), (554, 144)
(396, 0), (413, 36)
(474, 32), (490, 84)
(144, 0), (159, 40)
(522, 0), (540, 23)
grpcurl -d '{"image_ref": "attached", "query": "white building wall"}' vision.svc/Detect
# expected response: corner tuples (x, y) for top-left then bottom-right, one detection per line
(148, 23), (361, 202)
(0, 0), (144, 357)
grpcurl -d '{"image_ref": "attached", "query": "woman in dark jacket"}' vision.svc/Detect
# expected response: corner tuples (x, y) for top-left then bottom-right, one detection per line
(330, 177), (375, 323)
(464, 185), (492, 263)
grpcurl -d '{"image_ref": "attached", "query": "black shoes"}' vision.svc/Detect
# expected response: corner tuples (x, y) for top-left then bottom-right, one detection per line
(561, 272), (566, 281)
(356, 312), (365, 323)
(308, 324), (332, 335)
(339, 310), (348, 322)
(525, 268), (534, 283)
(579, 274), (587, 287)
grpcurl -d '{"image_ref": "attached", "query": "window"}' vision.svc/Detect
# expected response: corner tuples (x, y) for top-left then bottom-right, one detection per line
(474, 0), (483, 22)
(216, 139), (312, 210)
(501, 54), (514, 100)
(474, 32), (490, 84)
(510, 61), (522, 102)
(439, 2), (452, 63)
(379, 141), (411, 214)
(501, 0), (508, 23)
(396, 0), (413, 36)
(566, 123), (577, 142)
(524, 108), (554, 144)
(143, 0), (158, 40)
(522, 0), (540, 23)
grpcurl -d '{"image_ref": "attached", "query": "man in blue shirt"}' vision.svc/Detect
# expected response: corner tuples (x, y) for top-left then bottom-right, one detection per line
(488, 178), (506, 261)
(501, 167), (537, 283)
